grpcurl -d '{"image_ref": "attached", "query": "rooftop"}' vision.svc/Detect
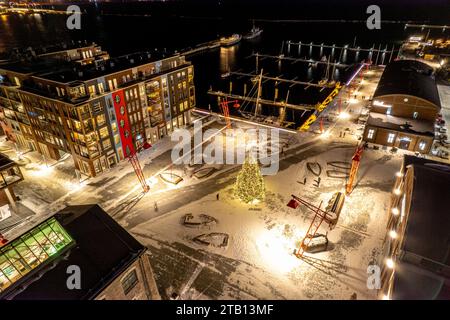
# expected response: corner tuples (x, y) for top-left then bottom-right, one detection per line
(34, 50), (179, 83)
(0, 153), (19, 171)
(367, 112), (435, 136)
(403, 162), (450, 264)
(1, 204), (146, 300)
(0, 41), (100, 61)
(391, 155), (450, 299)
(374, 59), (441, 108)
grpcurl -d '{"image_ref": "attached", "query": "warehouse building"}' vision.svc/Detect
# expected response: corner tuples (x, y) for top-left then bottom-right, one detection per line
(379, 155), (450, 300)
(0, 204), (161, 300)
(363, 59), (440, 153)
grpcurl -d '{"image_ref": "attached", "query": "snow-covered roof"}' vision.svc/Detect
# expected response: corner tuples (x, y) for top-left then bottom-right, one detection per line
(366, 112), (435, 136)
(374, 59), (441, 109)
(392, 156), (450, 299)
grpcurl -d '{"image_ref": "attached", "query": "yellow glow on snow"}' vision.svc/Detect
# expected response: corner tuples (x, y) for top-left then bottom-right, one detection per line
(256, 228), (304, 274)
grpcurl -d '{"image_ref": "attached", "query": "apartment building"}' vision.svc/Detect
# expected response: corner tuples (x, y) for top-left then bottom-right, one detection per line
(0, 43), (195, 177)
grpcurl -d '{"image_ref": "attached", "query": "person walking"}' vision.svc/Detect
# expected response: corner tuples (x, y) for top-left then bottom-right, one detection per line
(216, 193), (220, 201)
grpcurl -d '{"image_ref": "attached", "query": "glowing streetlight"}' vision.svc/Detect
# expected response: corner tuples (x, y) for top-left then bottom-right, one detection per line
(382, 294), (390, 300)
(386, 258), (395, 269)
(320, 131), (331, 140)
(389, 230), (398, 239)
(391, 207), (399, 216)
(338, 111), (350, 120)
(395, 171), (403, 178)
(393, 188), (402, 196)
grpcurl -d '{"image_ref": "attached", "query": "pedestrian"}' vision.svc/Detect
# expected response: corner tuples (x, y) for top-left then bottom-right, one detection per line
(303, 177), (307, 184)
(154, 202), (158, 212)
(216, 193), (219, 200)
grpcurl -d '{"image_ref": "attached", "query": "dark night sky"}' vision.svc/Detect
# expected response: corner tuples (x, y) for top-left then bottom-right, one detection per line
(95, 0), (449, 22)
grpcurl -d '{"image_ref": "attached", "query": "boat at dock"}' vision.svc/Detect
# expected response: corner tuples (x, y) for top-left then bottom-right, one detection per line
(220, 34), (242, 47)
(244, 24), (263, 40)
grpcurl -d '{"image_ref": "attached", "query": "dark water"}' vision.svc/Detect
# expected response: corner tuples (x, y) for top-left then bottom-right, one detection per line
(1, 2), (447, 124)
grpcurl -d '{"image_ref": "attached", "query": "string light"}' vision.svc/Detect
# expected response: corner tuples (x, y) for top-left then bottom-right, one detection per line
(386, 258), (395, 269)
(234, 156), (265, 203)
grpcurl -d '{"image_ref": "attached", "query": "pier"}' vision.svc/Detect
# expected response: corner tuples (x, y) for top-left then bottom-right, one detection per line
(181, 40), (221, 56)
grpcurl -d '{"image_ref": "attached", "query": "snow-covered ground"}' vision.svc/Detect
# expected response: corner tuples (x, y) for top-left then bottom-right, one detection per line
(126, 66), (404, 300)
(131, 140), (401, 300)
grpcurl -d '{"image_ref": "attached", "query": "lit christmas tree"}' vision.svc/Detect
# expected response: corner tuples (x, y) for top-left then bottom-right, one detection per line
(234, 156), (265, 203)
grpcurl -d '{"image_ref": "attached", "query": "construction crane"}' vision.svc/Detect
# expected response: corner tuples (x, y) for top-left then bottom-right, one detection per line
(287, 194), (336, 258)
(346, 144), (365, 195)
(219, 98), (240, 128)
(125, 145), (150, 193)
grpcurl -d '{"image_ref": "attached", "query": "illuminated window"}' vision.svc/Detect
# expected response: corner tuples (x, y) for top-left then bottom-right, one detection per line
(99, 127), (109, 139)
(98, 83), (104, 94)
(367, 129), (375, 139)
(387, 133), (395, 143)
(419, 141), (426, 151)
(0, 218), (73, 293)
(386, 107), (392, 115)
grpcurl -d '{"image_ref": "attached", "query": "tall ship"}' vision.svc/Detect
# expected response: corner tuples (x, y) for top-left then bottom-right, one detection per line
(220, 34), (242, 47)
(244, 23), (263, 40)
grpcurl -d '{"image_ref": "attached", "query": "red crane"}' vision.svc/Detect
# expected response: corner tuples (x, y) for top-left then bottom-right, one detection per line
(125, 144), (150, 193)
(287, 194), (335, 258)
(346, 144), (364, 195)
(128, 152), (150, 193)
(219, 98), (240, 128)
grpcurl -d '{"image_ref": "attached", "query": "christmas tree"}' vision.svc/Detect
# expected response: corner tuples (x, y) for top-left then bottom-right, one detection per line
(234, 156), (265, 203)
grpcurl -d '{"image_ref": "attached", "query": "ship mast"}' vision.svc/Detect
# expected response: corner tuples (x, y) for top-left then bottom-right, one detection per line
(254, 69), (263, 116)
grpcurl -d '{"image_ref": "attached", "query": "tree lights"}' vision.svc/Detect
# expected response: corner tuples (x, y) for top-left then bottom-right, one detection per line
(234, 156), (265, 203)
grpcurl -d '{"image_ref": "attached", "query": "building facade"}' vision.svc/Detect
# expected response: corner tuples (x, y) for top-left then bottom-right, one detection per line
(0, 43), (195, 177)
(363, 59), (440, 154)
(0, 204), (161, 300)
(379, 155), (450, 300)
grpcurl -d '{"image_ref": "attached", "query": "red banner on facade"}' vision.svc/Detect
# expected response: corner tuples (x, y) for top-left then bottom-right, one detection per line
(112, 90), (135, 157)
